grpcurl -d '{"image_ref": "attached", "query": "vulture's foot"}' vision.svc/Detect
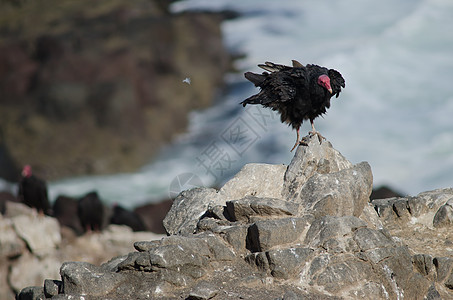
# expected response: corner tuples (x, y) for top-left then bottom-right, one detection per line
(309, 130), (325, 143)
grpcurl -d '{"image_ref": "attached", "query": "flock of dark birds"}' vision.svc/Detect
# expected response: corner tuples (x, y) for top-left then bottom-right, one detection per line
(0, 165), (171, 235)
(242, 60), (345, 151)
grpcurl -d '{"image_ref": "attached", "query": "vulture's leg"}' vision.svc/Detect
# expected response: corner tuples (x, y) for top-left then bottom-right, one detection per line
(309, 120), (325, 143)
(290, 127), (301, 152)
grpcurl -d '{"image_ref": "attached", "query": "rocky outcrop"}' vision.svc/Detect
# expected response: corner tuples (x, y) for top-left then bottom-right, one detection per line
(16, 136), (453, 299)
(0, 201), (163, 298)
(0, 0), (234, 179)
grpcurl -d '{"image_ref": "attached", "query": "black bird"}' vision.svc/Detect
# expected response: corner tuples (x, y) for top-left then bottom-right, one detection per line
(18, 165), (51, 215)
(77, 191), (104, 233)
(241, 60), (345, 151)
(110, 204), (147, 232)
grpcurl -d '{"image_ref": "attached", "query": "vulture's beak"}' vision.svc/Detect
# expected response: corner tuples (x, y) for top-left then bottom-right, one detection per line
(328, 88), (333, 94)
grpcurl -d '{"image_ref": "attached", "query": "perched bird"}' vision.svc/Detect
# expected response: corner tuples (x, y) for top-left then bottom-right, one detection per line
(18, 165), (51, 215)
(110, 204), (147, 232)
(241, 60), (345, 151)
(77, 191), (104, 233)
(53, 195), (84, 235)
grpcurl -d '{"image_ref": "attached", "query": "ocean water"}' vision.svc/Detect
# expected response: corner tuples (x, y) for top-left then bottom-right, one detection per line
(3, 0), (452, 208)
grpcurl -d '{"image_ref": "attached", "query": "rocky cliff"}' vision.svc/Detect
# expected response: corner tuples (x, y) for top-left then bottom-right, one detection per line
(16, 136), (453, 299)
(0, 0), (234, 180)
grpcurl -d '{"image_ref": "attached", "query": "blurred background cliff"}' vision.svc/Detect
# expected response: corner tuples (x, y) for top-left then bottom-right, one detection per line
(0, 0), (234, 181)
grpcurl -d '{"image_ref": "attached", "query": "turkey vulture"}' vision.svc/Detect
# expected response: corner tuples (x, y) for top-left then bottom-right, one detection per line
(18, 165), (51, 215)
(77, 191), (105, 233)
(110, 204), (147, 232)
(241, 60), (345, 151)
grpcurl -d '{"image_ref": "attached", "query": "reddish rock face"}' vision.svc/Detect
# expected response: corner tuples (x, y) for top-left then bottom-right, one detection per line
(0, 1), (233, 180)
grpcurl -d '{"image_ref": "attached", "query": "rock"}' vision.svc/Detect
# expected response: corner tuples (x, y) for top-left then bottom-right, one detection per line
(44, 279), (62, 298)
(433, 199), (453, 228)
(4, 201), (35, 218)
(60, 262), (127, 297)
(0, 263), (15, 300)
(372, 189), (453, 258)
(215, 224), (249, 254)
(9, 251), (62, 294)
(163, 188), (225, 235)
(304, 216), (367, 253)
(433, 257), (453, 283)
(226, 196), (299, 222)
(283, 136), (353, 201)
(425, 284), (442, 300)
(266, 247), (313, 279)
(187, 281), (219, 300)
(11, 213), (61, 257)
(247, 217), (309, 252)
(297, 161), (372, 218)
(219, 163), (287, 200)
(0, 215), (26, 258)
(413, 254), (434, 276)
(16, 286), (45, 300)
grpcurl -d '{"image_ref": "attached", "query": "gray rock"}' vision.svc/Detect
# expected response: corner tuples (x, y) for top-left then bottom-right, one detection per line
(266, 247), (313, 279)
(187, 281), (219, 300)
(247, 217), (309, 252)
(11, 214), (61, 257)
(133, 240), (160, 252)
(148, 244), (208, 278)
(314, 258), (375, 294)
(245, 251), (270, 272)
(392, 198), (411, 219)
(283, 136), (353, 201)
(425, 284), (442, 300)
(297, 162), (372, 218)
(159, 233), (236, 262)
(44, 279), (62, 298)
(163, 187), (225, 236)
(0, 215), (26, 258)
(353, 227), (395, 251)
(99, 254), (129, 272)
(226, 196), (300, 222)
(413, 254), (434, 276)
(9, 251), (62, 293)
(433, 199), (453, 228)
(218, 224), (249, 254)
(60, 261), (127, 297)
(434, 257), (453, 283)
(219, 163), (287, 201)
(305, 216), (367, 253)
(4, 201), (35, 218)
(16, 286), (45, 300)
(374, 189), (453, 226)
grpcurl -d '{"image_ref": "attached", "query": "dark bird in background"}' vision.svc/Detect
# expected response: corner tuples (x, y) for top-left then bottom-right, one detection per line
(241, 60), (345, 151)
(77, 191), (104, 233)
(53, 195), (84, 235)
(110, 204), (147, 232)
(18, 165), (51, 215)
